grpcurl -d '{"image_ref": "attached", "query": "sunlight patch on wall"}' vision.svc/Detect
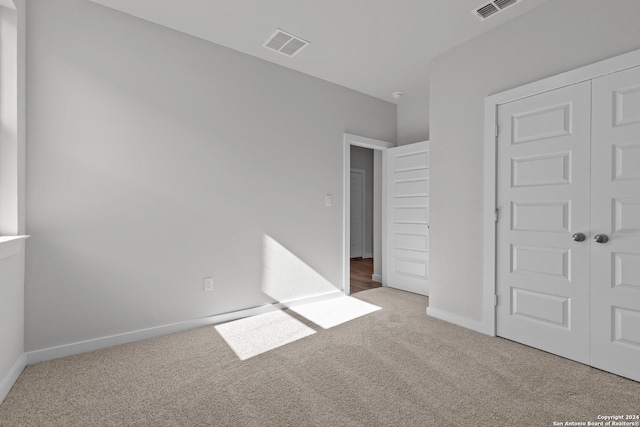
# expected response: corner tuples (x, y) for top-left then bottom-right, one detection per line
(214, 310), (315, 361)
(290, 295), (381, 329)
(261, 235), (339, 303)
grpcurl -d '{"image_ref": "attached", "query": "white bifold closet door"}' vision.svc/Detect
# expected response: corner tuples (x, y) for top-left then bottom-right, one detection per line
(496, 66), (640, 382)
(590, 66), (640, 381)
(496, 81), (592, 364)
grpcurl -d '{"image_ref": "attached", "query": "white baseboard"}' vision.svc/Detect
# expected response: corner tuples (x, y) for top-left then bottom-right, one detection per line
(0, 353), (27, 405)
(27, 290), (343, 365)
(363, 252), (373, 259)
(426, 306), (491, 335)
(371, 274), (382, 283)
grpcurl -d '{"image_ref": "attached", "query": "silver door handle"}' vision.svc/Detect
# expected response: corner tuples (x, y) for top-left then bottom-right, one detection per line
(594, 234), (609, 244)
(571, 232), (586, 242)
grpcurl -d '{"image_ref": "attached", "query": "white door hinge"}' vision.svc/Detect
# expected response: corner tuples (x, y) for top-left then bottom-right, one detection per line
(494, 208), (499, 222)
(495, 124), (499, 137)
(494, 295), (498, 306)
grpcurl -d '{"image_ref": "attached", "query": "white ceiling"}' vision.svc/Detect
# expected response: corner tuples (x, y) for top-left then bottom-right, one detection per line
(89, 0), (550, 105)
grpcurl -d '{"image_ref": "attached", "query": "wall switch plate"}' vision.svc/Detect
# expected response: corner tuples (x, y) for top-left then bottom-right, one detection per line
(325, 194), (332, 207)
(203, 277), (214, 292)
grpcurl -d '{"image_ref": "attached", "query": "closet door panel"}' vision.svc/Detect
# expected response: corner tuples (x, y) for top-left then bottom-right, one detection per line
(496, 81), (592, 364)
(591, 65), (640, 382)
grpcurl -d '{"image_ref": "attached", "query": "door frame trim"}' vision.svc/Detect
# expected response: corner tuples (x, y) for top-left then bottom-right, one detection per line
(343, 133), (394, 295)
(349, 168), (366, 259)
(483, 48), (640, 336)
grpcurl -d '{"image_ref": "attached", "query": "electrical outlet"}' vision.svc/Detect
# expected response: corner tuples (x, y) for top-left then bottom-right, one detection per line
(325, 194), (332, 207)
(203, 277), (214, 292)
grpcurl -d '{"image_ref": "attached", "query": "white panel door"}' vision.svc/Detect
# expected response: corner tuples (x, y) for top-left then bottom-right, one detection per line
(496, 82), (592, 364)
(386, 142), (429, 295)
(350, 171), (364, 258)
(590, 66), (640, 382)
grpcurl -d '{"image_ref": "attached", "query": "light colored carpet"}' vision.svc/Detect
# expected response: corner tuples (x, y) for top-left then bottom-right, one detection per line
(1, 288), (638, 426)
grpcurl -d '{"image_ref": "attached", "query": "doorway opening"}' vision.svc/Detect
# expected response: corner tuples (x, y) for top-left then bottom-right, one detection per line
(350, 153), (381, 294)
(343, 134), (394, 295)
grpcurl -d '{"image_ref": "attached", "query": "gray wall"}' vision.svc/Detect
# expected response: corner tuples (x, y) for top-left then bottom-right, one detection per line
(397, 95), (429, 146)
(25, 0), (396, 351)
(350, 146), (374, 258)
(429, 0), (640, 322)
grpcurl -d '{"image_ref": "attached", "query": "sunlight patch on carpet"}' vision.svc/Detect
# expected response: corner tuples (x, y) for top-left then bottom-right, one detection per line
(214, 310), (316, 361)
(290, 296), (381, 329)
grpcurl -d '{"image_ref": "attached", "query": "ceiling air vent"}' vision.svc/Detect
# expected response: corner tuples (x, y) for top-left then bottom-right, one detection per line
(476, 3), (499, 19)
(494, 0), (518, 9)
(263, 28), (309, 57)
(473, 0), (520, 20)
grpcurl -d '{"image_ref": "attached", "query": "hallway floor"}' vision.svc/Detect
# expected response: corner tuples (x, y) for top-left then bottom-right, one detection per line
(350, 258), (382, 294)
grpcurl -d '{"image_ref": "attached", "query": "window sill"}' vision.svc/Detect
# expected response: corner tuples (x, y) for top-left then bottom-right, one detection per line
(0, 235), (29, 261)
